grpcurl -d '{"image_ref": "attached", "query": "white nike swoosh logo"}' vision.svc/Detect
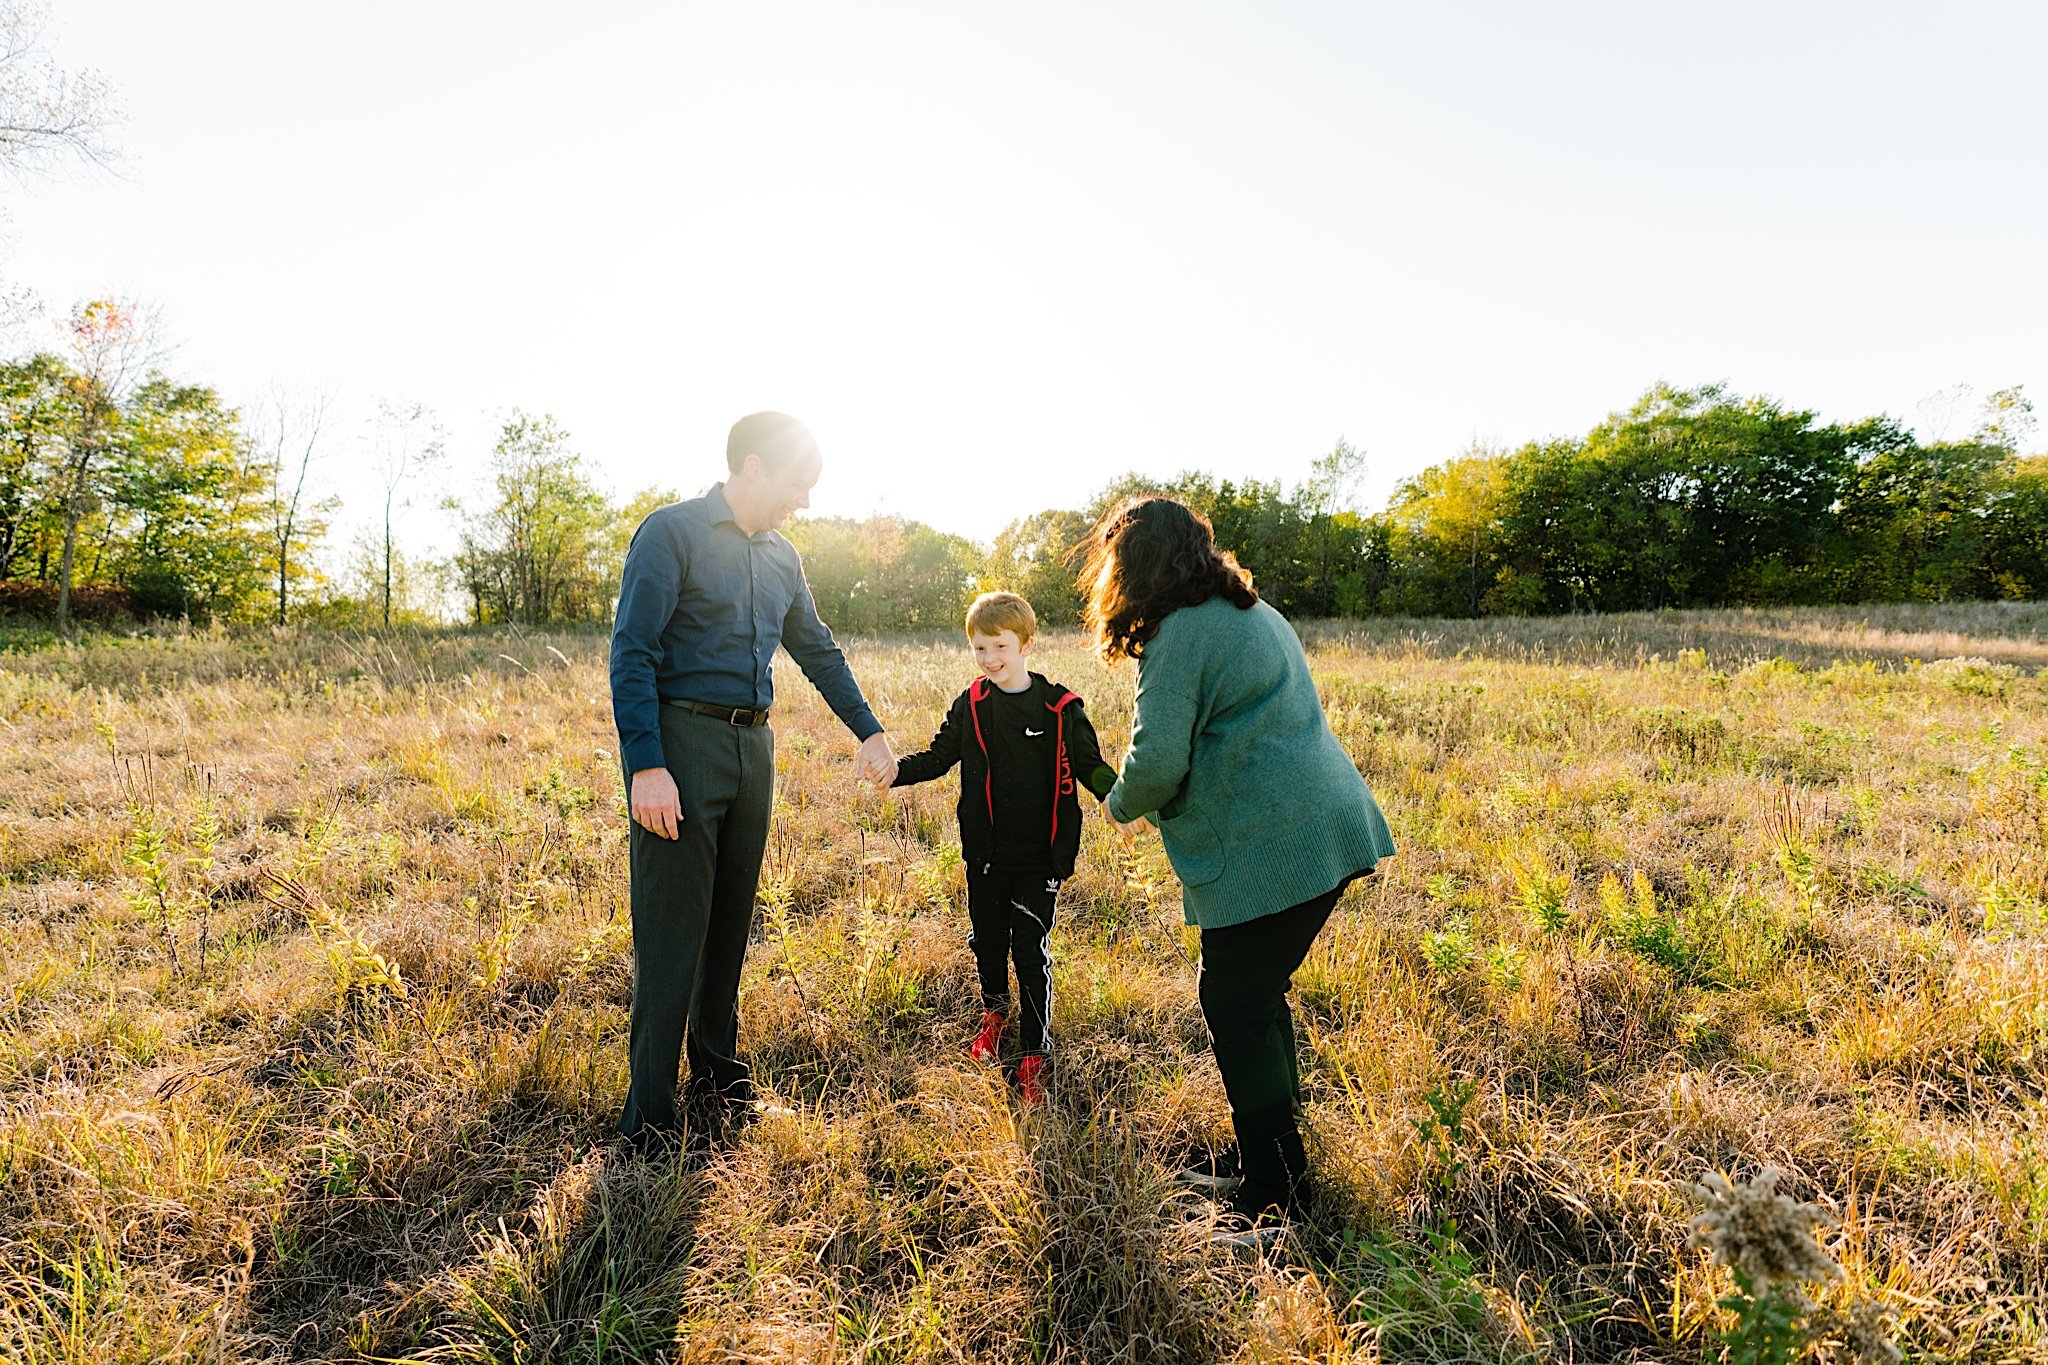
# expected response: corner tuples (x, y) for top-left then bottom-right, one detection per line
(1025, 728), (1044, 736)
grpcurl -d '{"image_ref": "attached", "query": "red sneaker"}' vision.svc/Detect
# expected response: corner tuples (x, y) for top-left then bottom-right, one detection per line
(1015, 1054), (1047, 1106)
(968, 1010), (1005, 1063)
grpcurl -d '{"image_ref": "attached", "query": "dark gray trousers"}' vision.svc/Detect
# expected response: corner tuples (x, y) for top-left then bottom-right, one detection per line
(618, 705), (775, 1139)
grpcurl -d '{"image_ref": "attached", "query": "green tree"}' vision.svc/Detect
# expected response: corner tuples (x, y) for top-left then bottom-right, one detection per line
(607, 485), (680, 598)
(1294, 439), (1374, 617)
(50, 298), (157, 623)
(453, 412), (613, 625)
(0, 352), (68, 579)
(1484, 385), (1858, 612)
(1980, 455), (2048, 599)
(111, 379), (266, 619)
(1834, 427), (2004, 601)
(985, 507), (1090, 624)
(785, 514), (980, 633)
(1379, 447), (1511, 616)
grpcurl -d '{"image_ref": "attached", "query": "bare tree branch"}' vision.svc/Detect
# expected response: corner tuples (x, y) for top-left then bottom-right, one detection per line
(257, 388), (331, 626)
(0, 1), (121, 179)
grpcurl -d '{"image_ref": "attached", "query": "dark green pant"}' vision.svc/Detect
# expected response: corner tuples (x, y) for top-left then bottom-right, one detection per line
(619, 705), (775, 1140)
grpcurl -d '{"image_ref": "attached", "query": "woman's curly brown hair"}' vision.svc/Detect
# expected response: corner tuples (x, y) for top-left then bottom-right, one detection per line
(1076, 496), (1258, 662)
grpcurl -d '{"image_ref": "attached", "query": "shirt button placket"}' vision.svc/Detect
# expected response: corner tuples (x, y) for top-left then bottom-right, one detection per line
(749, 539), (765, 710)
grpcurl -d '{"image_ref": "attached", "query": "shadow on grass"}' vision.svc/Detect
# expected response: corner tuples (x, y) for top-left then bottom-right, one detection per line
(236, 1081), (633, 1358)
(243, 1102), (712, 1362)
(1287, 1137), (1673, 1362)
(1016, 1061), (1249, 1363)
(374, 1143), (712, 1363)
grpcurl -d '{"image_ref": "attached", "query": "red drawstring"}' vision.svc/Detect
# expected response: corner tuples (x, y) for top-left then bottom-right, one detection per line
(968, 677), (993, 826)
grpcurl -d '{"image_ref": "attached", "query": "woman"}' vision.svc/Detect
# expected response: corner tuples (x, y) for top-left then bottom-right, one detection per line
(1087, 497), (1396, 1225)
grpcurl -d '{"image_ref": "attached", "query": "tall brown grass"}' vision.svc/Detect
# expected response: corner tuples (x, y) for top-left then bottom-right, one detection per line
(0, 602), (2042, 1361)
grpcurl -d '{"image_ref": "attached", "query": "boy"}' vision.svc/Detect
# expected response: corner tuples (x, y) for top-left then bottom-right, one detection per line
(883, 591), (1117, 1104)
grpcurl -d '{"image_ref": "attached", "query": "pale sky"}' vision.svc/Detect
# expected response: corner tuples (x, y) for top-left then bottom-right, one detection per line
(4, 1), (2044, 557)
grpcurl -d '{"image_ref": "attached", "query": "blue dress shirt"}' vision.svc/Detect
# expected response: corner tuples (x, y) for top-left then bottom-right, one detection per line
(610, 483), (882, 774)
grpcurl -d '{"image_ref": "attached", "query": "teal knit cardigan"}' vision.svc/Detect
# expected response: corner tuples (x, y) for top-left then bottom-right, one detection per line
(1106, 595), (1397, 928)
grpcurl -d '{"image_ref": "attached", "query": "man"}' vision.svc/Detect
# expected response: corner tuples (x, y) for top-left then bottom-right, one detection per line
(610, 411), (896, 1147)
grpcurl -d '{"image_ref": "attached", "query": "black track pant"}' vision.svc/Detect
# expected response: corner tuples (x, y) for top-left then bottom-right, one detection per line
(966, 865), (1060, 1056)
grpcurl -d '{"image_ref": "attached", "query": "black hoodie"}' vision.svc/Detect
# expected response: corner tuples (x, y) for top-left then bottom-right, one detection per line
(891, 671), (1117, 878)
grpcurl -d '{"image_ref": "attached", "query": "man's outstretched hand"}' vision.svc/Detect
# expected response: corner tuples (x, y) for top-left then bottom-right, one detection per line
(630, 767), (682, 839)
(856, 732), (898, 788)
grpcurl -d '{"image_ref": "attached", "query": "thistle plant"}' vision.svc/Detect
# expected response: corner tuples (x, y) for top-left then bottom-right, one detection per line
(310, 913), (408, 1011)
(471, 896), (533, 994)
(92, 697), (119, 762)
(1689, 1168), (1897, 1365)
(1980, 880), (2046, 937)
(909, 858), (955, 915)
(1601, 870), (1691, 974)
(263, 870), (407, 1012)
(1691, 1168), (1841, 1291)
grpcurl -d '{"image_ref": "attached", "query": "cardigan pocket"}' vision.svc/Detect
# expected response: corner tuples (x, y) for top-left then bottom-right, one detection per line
(1159, 808), (1225, 887)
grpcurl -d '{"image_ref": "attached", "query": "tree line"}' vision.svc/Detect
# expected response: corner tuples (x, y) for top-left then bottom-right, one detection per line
(0, 313), (2040, 634)
(1370, 383), (2045, 617)
(805, 381), (2044, 631)
(0, 302), (664, 628)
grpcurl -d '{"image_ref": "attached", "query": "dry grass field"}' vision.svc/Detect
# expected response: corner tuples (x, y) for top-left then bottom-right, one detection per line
(2, 603), (2045, 1363)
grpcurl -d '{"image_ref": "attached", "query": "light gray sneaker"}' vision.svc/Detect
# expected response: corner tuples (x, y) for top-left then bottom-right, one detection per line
(1171, 1144), (1244, 1198)
(1210, 1221), (1288, 1258)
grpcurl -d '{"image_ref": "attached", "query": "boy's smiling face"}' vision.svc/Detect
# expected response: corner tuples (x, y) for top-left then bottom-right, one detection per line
(971, 629), (1032, 692)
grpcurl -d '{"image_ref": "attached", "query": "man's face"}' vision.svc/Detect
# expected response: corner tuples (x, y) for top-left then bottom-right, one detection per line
(731, 450), (820, 533)
(971, 629), (1031, 690)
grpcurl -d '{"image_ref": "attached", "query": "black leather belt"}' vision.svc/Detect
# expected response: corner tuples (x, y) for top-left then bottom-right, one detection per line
(666, 698), (770, 727)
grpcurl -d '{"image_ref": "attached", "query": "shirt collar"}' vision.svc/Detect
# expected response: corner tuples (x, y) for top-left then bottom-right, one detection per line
(707, 481), (764, 539)
(706, 481), (737, 526)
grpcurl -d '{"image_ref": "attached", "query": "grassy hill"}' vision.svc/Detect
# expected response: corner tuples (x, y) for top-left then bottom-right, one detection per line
(2, 604), (2044, 1362)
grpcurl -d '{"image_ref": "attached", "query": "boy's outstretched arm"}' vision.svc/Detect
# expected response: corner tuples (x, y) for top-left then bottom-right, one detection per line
(890, 694), (967, 788)
(1064, 702), (1119, 802)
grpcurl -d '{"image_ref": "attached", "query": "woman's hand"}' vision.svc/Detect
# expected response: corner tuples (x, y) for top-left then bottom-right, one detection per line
(1113, 814), (1152, 838)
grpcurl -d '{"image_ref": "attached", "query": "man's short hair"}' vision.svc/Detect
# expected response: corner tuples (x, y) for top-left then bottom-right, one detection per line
(727, 412), (820, 475)
(966, 591), (1036, 645)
